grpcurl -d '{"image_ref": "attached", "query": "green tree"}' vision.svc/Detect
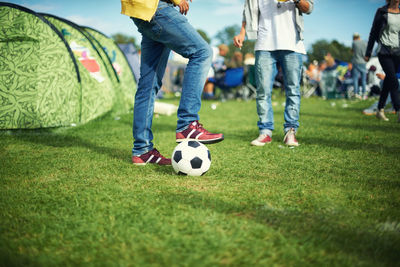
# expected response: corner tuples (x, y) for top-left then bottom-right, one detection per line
(307, 39), (352, 63)
(111, 33), (139, 50)
(197, 29), (211, 44)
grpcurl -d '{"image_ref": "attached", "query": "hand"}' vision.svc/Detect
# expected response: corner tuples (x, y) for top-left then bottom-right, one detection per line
(233, 33), (245, 49)
(178, 0), (191, 15)
(364, 56), (370, 62)
(376, 73), (385, 80)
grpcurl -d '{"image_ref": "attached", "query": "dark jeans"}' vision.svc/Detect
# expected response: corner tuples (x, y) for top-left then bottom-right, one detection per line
(378, 54), (400, 111)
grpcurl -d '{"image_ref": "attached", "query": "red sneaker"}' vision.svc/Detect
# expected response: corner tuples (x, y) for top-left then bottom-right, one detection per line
(251, 134), (272, 146)
(132, 148), (171, 166)
(176, 121), (224, 144)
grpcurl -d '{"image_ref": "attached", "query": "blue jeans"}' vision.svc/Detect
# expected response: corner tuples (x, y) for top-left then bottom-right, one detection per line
(131, 2), (212, 156)
(352, 63), (367, 95)
(255, 50), (303, 135)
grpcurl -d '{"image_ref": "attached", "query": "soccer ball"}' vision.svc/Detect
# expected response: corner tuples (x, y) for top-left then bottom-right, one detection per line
(171, 140), (211, 176)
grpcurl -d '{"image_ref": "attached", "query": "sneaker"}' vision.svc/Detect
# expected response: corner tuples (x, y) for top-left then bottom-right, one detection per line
(251, 134), (272, 146)
(132, 148), (171, 166)
(176, 121), (224, 144)
(283, 128), (299, 147)
(376, 109), (389, 121)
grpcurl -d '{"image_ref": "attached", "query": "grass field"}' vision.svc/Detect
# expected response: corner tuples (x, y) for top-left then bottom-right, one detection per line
(1, 96), (400, 266)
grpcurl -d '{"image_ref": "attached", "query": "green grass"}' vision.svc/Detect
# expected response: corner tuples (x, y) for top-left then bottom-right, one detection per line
(1, 96), (400, 266)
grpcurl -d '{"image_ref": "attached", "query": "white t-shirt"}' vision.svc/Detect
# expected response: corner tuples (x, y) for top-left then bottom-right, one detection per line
(255, 0), (306, 54)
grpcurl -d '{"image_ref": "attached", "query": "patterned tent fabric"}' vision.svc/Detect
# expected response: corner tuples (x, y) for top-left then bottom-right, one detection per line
(82, 27), (136, 115)
(0, 3), (136, 129)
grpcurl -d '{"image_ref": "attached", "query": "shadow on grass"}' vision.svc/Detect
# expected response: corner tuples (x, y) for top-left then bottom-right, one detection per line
(300, 136), (400, 156)
(313, 120), (399, 134)
(224, 122), (399, 156)
(161, 190), (400, 265)
(301, 111), (368, 121)
(7, 129), (131, 164)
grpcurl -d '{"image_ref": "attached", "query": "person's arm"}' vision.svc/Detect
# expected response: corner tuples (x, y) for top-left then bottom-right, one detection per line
(365, 9), (381, 61)
(233, 21), (246, 48)
(295, 0), (313, 14)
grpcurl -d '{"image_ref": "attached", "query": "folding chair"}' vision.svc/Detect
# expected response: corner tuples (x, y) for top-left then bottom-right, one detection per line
(210, 67), (244, 100)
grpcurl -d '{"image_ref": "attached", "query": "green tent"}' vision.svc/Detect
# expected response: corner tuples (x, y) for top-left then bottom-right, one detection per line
(41, 14), (117, 123)
(0, 2), (82, 129)
(82, 26), (136, 115)
(0, 3), (136, 129)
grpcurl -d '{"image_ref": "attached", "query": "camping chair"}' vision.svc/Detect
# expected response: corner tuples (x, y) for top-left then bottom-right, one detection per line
(210, 67), (244, 100)
(320, 68), (339, 99)
(302, 76), (319, 98)
(301, 65), (319, 98)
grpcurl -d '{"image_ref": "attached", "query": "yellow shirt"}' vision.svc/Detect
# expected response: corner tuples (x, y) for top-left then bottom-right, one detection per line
(121, 0), (182, 22)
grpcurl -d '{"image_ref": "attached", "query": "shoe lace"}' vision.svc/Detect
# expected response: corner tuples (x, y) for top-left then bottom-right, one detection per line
(193, 121), (210, 134)
(284, 128), (295, 141)
(151, 148), (166, 159)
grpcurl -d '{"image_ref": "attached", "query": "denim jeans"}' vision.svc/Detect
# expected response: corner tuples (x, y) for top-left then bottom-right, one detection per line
(352, 63), (367, 96)
(131, 1), (212, 156)
(255, 50), (303, 135)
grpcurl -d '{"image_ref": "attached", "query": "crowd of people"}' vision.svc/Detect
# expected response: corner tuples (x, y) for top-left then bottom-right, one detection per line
(122, 0), (399, 166)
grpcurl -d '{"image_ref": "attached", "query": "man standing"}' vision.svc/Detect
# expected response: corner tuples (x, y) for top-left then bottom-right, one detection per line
(121, 0), (224, 166)
(233, 0), (313, 147)
(351, 33), (368, 100)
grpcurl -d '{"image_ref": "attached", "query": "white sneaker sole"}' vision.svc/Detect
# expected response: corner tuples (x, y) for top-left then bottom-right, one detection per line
(251, 140), (271, 146)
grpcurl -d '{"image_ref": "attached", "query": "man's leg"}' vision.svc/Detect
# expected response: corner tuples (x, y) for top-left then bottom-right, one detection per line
(136, 2), (222, 144)
(360, 65), (367, 98)
(280, 51), (302, 133)
(131, 21), (171, 156)
(352, 66), (360, 97)
(255, 50), (277, 137)
(141, 2), (212, 131)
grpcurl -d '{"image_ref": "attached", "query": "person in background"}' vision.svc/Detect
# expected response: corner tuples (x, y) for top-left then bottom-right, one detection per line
(121, 0), (224, 166)
(339, 63), (353, 99)
(306, 60), (320, 84)
(226, 51), (244, 69)
(365, 0), (400, 122)
(244, 52), (256, 66)
(233, 0), (314, 147)
(203, 44), (229, 99)
(351, 33), (368, 100)
(363, 69), (400, 115)
(320, 53), (338, 99)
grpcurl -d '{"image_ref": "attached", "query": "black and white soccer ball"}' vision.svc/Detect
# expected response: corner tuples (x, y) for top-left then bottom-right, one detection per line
(172, 140), (211, 176)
